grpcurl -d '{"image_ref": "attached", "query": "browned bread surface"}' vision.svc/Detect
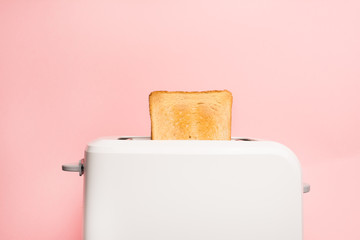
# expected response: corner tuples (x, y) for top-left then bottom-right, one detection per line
(149, 90), (232, 140)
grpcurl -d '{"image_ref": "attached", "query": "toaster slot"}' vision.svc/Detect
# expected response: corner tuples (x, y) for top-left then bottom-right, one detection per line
(118, 137), (133, 140)
(117, 137), (257, 141)
(234, 138), (257, 141)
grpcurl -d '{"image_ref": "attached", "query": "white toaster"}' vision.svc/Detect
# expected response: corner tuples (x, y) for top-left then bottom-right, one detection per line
(63, 136), (310, 240)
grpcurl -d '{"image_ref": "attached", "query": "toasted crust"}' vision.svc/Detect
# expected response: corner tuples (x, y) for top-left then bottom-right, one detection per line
(149, 90), (232, 140)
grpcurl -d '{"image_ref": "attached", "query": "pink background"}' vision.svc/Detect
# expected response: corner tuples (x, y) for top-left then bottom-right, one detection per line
(1, 0), (359, 239)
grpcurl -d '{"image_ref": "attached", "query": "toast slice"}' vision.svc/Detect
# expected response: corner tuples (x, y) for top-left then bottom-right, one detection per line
(149, 90), (232, 140)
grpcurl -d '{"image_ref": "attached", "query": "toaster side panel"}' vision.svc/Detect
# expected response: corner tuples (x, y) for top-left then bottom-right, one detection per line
(83, 151), (302, 240)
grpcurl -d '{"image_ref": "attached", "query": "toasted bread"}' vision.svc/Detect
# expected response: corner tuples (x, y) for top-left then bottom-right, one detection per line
(149, 90), (232, 140)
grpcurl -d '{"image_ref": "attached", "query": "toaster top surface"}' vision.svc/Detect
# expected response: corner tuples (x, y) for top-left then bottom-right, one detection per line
(86, 136), (298, 162)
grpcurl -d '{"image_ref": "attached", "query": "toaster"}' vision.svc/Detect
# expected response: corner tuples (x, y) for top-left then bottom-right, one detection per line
(63, 136), (310, 240)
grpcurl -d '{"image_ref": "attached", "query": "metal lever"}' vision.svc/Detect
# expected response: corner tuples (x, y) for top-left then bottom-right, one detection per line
(303, 183), (310, 193)
(62, 159), (84, 176)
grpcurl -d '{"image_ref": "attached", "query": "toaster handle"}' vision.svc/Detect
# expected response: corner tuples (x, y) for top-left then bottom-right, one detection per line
(303, 183), (310, 193)
(62, 159), (84, 176)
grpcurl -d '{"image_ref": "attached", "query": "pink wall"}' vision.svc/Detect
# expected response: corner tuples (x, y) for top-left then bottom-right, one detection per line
(1, 0), (359, 239)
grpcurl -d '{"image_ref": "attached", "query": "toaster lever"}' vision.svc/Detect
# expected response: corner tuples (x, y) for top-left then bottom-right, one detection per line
(303, 183), (310, 193)
(62, 159), (84, 176)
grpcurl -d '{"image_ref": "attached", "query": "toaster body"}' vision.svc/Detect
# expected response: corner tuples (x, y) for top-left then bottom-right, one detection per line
(68, 137), (306, 240)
